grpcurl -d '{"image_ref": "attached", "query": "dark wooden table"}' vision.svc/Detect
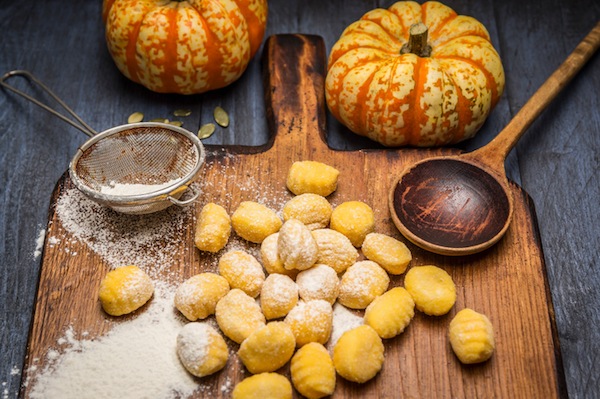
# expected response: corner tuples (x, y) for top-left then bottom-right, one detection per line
(1, 1), (598, 398)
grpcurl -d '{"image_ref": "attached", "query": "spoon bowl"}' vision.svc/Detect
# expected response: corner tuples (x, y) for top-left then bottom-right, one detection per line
(389, 21), (600, 256)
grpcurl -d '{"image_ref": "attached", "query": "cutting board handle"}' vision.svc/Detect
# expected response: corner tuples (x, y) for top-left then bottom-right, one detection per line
(261, 34), (330, 154)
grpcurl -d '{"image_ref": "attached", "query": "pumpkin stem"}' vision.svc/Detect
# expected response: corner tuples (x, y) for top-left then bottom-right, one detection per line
(401, 22), (432, 57)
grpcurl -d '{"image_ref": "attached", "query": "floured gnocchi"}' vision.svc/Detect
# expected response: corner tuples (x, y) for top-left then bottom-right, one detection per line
(218, 250), (265, 298)
(311, 228), (358, 274)
(260, 273), (298, 320)
(338, 261), (390, 309)
(98, 265), (154, 316)
(215, 288), (266, 344)
(284, 299), (333, 347)
(296, 264), (339, 305)
(238, 322), (296, 374)
(278, 219), (319, 271)
(176, 322), (228, 378)
(174, 273), (230, 321)
(282, 193), (332, 230)
(194, 202), (231, 253)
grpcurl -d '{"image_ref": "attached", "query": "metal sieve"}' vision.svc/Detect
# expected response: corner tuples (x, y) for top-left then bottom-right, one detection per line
(1, 70), (205, 215)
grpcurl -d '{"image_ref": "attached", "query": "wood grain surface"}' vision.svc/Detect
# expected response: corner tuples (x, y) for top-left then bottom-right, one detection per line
(20, 34), (565, 399)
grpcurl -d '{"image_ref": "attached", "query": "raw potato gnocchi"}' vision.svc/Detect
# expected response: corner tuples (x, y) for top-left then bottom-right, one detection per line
(311, 228), (359, 274)
(232, 372), (292, 399)
(238, 322), (296, 374)
(405, 265), (456, 316)
(260, 274), (299, 320)
(98, 265), (154, 316)
(333, 325), (384, 383)
(449, 308), (495, 364)
(338, 261), (390, 309)
(174, 273), (230, 321)
(362, 232), (412, 275)
(282, 193), (333, 230)
(330, 201), (375, 247)
(285, 300), (333, 347)
(194, 202), (231, 253)
(176, 323), (228, 378)
(231, 201), (282, 243)
(364, 287), (415, 339)
(218, 250), (265, 298)
(278, 219), (319, 271)
(286, 160), (340, 197)
(215, 289), (266, 344)
(290, 342), (336, 399)
(296, 264), (339, 305)
(260, 233), (298, 278)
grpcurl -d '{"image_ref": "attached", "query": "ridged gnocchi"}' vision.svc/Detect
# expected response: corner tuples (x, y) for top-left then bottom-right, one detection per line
(284, 300), (333, 347)
(98, 265), (154, 316)
(338, 261), (390, 309)
(330, 201), (375, 247)
(231, 201), (282, 243)
(361, 232), (412, 275)
(405, 265), (456, 316)
(232, 373), (292, 399)
(215, 288), (265, 344)
(286, 160), (340, 197)
(282, 193), (332, 230)
(218, 250), (265, 298)
(311, 228), (359, 274)
(260, 273), (298, 320)
(290, 342), (336, 399)
(333, 325), (384, 383)
(176, 322), (228, 378)
(449, 308), (495, 364)
(238, 322), (296, 374)
(194, 202), (231, 253)
(364, 287), (415, 339)
(174, 273), (230, 321)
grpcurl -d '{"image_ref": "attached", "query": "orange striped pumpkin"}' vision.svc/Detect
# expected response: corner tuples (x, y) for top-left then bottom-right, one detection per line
(102, 0), (268, 94)
(325, 1), (504, 147)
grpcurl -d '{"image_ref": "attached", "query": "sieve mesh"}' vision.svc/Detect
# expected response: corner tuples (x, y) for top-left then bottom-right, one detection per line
(74, 126), (199, 190)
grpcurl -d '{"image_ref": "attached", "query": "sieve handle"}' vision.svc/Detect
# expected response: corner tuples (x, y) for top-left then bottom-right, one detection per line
(167, 185), (200, 207)
(0, 70), (97, 137)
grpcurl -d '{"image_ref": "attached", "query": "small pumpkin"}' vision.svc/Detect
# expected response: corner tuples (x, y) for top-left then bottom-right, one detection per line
(102, 0), (268, 94)
(325, 1), (505, 147)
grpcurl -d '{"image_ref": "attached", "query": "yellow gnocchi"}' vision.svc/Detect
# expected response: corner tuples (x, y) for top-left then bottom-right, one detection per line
(218, 250), (265, 298)
(174, 273), (230, 321)
(260, 274), (298, 320)
(286, 160), (340, 197)
(98, 265), (154, 316)
(311, 228), (359, 274)
(296, 264), (339, 305)
(364, 287), (415, 339)
(405, 265), (456, 316)
(278, 219), (319, 271)
(338, 261), (390, 309)
(260, 233), (298, 279)
(330, 201), (375, 247)
(361, 232), (412, 275)
(194, 202), (231, 253)
(231, 201), (282, 243)
(282, 193), (332, 230)
(449, 308), (495, 364)
(284, 300), (333, 347)
(176, 322), (228, 378)
(215, 288), (266, 344)
(332, 325), (385, 383)
(238, 322), (296, 374)
(290, 342), (336, 399)
(232, 373), (292, 399)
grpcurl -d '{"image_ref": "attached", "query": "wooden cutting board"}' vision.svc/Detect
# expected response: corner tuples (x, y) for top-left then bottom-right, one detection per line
(21, 34), (566, 398)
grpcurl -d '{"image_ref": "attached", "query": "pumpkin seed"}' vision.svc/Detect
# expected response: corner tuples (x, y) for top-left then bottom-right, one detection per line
(198, 123), (216, 139)
(150, 118), (169, 123)
(173, 109), (192, 117)
(168, 120), (183, 127)
(213, 106), (230, 127)
(127, 112), (144, 124)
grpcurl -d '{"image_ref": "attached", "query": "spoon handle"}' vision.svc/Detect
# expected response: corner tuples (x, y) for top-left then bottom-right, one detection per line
(471, 21), (600, 167)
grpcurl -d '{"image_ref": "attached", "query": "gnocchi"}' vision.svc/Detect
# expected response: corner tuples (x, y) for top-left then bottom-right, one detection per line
(329, 201), (375, 247)
(260, 273), (299, 320)
(174, 273), (230, 321)
(338, 261), (390, 309)
(286, 160), (340, 197)
(176, 322), (228, 378)
(332, 325), (385, 383)
(98, 265), (154, 316)
(215, 288), (266, 344)
(218, 250), (265, 298)
(194, 202), (231, 253)
(231, 201), (282, 243)
(282, 193), (332, 230)
(284, 299), (333, 347)
(405, 265), (456, 316)
(260, 233), (298, 278)
(296, 264), (339, 305)
(290, 342), (336, 399)
(449, 308), (495, 364)
(238, 322), (296, 374)
(278, 219), (319, 271)
(311, 228), (359, 274)
(232, 373), (292, 399)
(364, 287), (415, 339)
(361, 232), (412, 275)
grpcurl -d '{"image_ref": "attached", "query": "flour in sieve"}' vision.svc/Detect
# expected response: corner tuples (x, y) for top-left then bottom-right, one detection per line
(54, 187), (192, 277)
(26, 282), (205, 399)
(100, 179), (182, 196)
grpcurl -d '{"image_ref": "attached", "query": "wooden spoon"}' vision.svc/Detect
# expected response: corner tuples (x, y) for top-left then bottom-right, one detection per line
(389, 21), (600, 256)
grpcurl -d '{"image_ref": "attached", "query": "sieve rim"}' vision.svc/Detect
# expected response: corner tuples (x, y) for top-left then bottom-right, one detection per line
(68, 122), (205, 206)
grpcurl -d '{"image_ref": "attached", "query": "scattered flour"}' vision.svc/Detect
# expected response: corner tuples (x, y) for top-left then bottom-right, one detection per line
(33, 227), (46, 260)
(27, 282), (201, 399)
(328, 302), (364, 350)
